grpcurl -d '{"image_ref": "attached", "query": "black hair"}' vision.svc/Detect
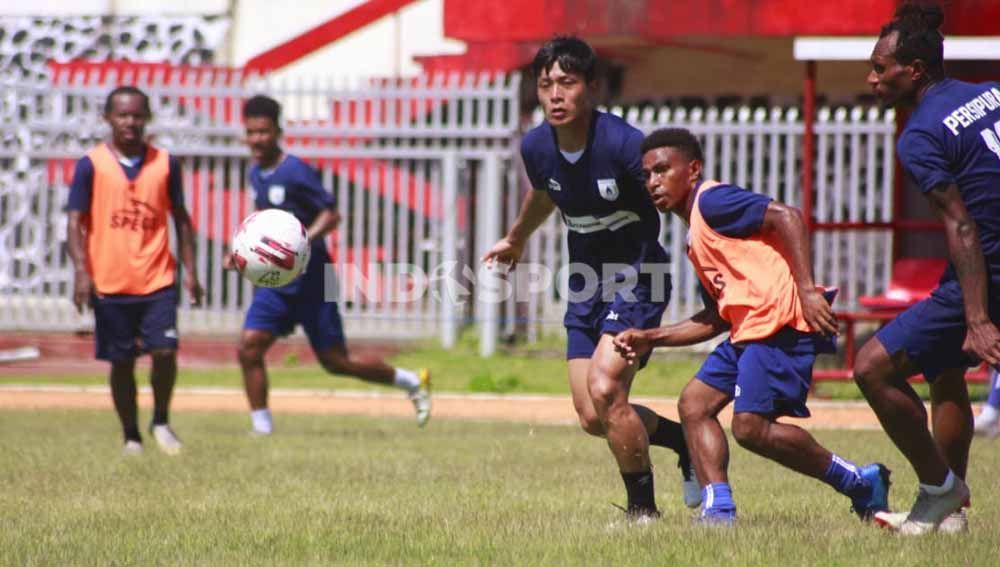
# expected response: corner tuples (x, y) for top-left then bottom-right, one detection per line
(104, 85), (151, 115)
(531, 36), (598, 83)
(640, 128), (704, 162)
(242, 95), (282, 125)
(879, 2), (945, 78)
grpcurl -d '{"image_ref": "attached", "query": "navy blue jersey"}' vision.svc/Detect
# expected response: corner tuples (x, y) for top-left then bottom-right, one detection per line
(250, 154), (336, 295)
(698, 184), (771, 238)
(68, 151), (184, 213)
(521, 111), (670, 326)
(897, 79), (1000, 281)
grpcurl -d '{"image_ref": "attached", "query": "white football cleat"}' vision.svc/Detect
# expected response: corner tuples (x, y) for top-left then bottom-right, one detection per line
(937, 507), (969, 534)
(151, 424), (183, 456)
(876, 508), (969, 534)
(898, 476), (970, 536)
(973, 412), (1000, 438)
(122, 440), (143, 456)
(681, 462), (702, 509)
(409, 369), (432, 427)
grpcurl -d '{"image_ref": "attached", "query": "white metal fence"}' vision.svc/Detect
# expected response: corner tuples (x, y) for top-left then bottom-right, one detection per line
(0, 70), (521, 346)
(0, 70), (898, 354)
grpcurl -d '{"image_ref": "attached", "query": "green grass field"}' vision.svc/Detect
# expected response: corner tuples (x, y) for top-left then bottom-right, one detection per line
(2, 410), (999, 566)
(1, 337), (992, 401)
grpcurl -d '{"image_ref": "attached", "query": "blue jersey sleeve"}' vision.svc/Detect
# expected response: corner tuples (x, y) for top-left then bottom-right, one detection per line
(897, 129), (956, 193)
(67, 156), (94, 212)
(621, 127), (646, 192)
(698, 185), (771, 237)
(520, 138), (545, 190)
(167, 155), (185, 210)
(297, 162), (336, 210)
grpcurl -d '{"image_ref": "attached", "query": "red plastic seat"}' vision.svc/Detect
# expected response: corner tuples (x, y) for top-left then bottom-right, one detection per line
(857, 258), (947, 311)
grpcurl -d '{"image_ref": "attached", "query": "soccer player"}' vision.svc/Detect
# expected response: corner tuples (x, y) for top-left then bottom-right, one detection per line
(481, 37), (696, 520)
(856, 3), (1000, 534)
(67, 86), (204, 456)
(224, 95), (430, 435)
(613, 128), (891, 525)
(973, 366), (1000, 438)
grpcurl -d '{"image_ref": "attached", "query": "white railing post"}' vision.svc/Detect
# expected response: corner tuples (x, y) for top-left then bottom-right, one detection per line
(439, 152), (459, 349)
(477, 153), (502, 357)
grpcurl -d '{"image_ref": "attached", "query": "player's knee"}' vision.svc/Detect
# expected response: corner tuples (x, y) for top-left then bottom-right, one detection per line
(575, 407), (605, 436)
(852, 340), (885, 393)
(586, 372), (619, 414)
(149, 349), (175, 364)
(237, 340), (266, 366)
(678, 388), (707, 424)
(731, 413), (767, 450)
(319, 353), (351, 376)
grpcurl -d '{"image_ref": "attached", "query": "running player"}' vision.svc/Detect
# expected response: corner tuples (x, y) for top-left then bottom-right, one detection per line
(614, 128), (890, 525)
(67, 86), (204, 455)
(224, 95), (430, 435)
(855, 2), (1000, 534)
(482, 37), (696, 520)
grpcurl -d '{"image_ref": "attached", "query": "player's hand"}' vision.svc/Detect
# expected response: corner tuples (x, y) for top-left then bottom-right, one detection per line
(801, 288), (838, 336)
(72, 269), (93, 314)
(481, 237), (524, 270)
(963, 321), (1000, 366)
(221, 251), (235, 270)
(613, 329), (653, 366)
(184, 272), (204, 307)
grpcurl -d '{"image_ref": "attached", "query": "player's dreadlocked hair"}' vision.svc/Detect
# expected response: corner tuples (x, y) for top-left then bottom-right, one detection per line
(532, 36), (598, 83)
(640, 128), (704, 163)
(880, 2), (946, 78)
(243, 95), (282, 126)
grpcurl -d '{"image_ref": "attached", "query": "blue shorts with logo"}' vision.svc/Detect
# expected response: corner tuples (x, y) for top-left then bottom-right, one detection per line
(244, 286), (345, 352)
(565, 276), (671, 369)
(91, 285), (178, 362)
(876, 279), (1000, 381)
(696, 326), (835, 418)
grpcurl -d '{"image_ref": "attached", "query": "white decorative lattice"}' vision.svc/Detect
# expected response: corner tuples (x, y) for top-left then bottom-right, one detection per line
(0, 15), (229, 82)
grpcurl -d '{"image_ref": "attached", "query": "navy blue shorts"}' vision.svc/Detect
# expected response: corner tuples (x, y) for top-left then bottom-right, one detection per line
(91, 286), (178, 362)
(244, 287), (345, 352)
(696, 327), (834, 418)
(876, 279), (1000, 381)
(565, 286), (669, 369)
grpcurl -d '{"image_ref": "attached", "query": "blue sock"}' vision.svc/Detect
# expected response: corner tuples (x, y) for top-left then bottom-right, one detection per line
(988, 366), (1000, 409)
(702, 482), (736, 515)
(823, 454), (863, 496)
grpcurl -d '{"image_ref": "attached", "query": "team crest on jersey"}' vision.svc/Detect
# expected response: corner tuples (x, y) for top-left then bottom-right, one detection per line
(548, 178), (562, 192)
(267, 185), (286, 205)
(597, 178), (619, 201)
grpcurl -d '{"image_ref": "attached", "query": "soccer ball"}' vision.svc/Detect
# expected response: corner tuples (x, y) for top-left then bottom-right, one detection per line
(231, 209), (311, 288)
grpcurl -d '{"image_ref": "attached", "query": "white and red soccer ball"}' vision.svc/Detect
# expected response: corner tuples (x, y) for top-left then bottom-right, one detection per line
(231, 209), (310, 288)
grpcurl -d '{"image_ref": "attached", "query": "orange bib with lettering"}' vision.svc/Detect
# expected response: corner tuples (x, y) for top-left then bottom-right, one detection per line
(83, 143), (176, 295)
(687, 182), (811, 342)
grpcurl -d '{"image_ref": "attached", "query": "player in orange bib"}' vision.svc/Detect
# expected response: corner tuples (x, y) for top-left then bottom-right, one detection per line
(614, 128), (890, 524)
(67, 86), (203, 456)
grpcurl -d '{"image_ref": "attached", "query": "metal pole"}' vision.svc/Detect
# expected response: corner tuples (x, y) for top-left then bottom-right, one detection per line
(477, 154), (502, 357)
(802, 60), (816, 232)
(440, 152), (458, 348)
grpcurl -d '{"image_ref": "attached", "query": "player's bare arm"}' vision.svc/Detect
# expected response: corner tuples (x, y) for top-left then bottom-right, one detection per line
(172, 203), (204, 306)
(927, 182), (1000, 364)
(306, 207), (340, 242)
(614, 307), (729, 365)
(761, 201), (838, 336)
(481, 189), (556, 268)
(66, 210), (93, 313)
